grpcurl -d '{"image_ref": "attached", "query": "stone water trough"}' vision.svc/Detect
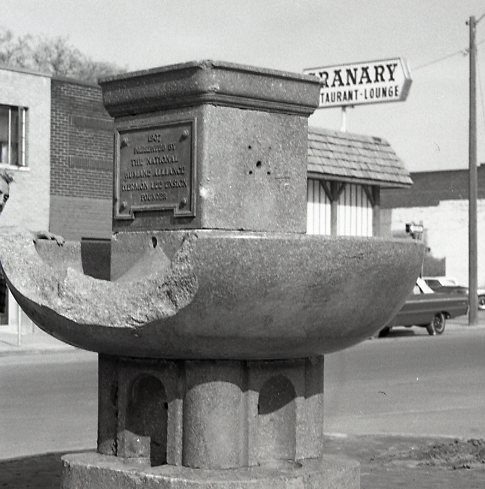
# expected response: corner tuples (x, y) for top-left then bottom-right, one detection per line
(2, 230), (420, 359)
(0, 61), (423, 489)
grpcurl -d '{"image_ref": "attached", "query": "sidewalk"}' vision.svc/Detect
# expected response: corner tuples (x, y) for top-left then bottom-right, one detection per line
(0, 327), (76, 356)
(1, 434), (484, 489)
(446, 313), (485, 328)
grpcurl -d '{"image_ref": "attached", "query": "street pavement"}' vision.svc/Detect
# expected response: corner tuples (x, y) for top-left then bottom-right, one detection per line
(0, 327), (77, 356)
(0, 350), (97, 459)
(325, 322), (485, 438)
(1, 315), (485, 488)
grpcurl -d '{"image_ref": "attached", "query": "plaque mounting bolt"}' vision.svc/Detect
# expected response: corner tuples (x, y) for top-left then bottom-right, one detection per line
(179, 198), (187, 208)
(181, 129), (189, 140)
(120, 136), (129, 148)
(120, 201), (128, 211)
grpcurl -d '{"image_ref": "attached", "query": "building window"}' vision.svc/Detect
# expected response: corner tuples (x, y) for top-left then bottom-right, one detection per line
(0, 105), (27, 167)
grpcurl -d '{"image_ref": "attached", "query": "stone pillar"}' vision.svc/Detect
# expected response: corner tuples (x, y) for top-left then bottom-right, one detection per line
(182, 361), (246, 469)
(99, 60), (321, 238)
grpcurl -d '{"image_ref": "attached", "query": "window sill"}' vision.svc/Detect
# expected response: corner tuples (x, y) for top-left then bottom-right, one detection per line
(0, 164), (30, 172)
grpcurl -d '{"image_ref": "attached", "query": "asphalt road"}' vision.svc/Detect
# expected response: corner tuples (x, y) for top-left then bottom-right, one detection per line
(325, 325), (485, 438)
(1, 326), (484, 459)
(0, 351), (98, 459)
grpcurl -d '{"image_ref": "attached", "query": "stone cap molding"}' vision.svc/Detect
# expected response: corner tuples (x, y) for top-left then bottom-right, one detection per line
(99, 60), (321, 117)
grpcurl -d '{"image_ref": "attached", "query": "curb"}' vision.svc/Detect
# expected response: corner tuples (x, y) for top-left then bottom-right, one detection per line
(0, 345), (78, 357)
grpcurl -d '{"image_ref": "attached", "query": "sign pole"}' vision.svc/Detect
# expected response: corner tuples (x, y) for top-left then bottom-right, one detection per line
(468, 15), (478, 325)
(340, 107), (347, 132)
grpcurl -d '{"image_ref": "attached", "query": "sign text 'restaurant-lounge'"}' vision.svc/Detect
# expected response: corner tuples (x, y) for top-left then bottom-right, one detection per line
(303, 58), (412, 108)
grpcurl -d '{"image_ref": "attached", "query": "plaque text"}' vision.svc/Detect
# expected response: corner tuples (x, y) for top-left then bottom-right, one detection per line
(116, 121), (195, 219)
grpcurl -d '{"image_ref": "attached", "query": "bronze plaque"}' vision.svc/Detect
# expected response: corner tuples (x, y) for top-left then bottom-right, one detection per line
(115, 120), (196, 220)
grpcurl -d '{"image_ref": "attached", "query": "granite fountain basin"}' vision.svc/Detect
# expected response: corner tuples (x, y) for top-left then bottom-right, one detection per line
(0, 229), (423, 360)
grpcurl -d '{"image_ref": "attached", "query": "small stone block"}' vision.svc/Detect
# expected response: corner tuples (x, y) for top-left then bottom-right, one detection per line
(117, 429), (151, 459)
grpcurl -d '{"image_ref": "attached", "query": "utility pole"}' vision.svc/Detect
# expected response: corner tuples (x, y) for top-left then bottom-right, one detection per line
(468, 15), (478, 325)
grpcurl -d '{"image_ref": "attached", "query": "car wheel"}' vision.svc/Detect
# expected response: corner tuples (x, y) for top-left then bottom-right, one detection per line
(429, 313), (446, 335)
(478, 296), (485, 310)
(378, 327), (391, 338)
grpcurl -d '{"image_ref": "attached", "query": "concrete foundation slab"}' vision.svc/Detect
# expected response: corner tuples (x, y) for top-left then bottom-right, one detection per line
(61, 452), (360, 489)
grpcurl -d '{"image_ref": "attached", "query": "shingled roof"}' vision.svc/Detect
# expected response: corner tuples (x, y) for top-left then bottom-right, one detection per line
(308, 127), (412, 188)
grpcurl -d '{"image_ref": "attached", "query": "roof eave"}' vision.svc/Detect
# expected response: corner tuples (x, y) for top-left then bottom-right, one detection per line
(307, 171), (413, 188)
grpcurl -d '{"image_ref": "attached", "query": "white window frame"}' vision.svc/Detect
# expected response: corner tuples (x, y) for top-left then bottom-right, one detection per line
(0, 105), (27, 167)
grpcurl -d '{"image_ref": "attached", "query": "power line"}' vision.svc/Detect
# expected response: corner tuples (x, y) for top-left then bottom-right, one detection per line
(412, 38), (485, 71)
(413, 49), (466, 70)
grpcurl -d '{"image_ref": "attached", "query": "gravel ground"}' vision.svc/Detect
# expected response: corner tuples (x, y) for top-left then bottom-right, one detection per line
(325, 434), (485, 489)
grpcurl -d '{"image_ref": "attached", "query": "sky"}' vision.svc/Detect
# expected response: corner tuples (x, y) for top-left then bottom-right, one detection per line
(2, 0), (485, 173)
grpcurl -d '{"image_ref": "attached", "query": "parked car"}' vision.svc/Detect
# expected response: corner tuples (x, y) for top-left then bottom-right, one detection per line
(379, 278), (469, 337)
(423, 276), (485, 310)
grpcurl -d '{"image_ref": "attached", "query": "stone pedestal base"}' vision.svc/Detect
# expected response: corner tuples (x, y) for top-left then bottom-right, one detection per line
(61, 452), (360, 489)
(76, 356), (361, 488)
(98, 356), (326, 469)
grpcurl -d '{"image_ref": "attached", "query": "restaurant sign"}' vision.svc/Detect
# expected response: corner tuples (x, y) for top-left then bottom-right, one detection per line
(303, 58), (412, 108)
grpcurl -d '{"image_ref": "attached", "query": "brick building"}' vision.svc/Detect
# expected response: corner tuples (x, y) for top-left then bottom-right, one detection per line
(0, 66), (51, 232)
(0, 65), (51, 331)
(0, 66), (113, 334)
(50, 77), (113, 240)
(381, 166), (485, 286)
